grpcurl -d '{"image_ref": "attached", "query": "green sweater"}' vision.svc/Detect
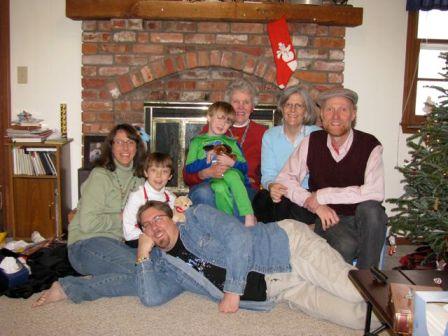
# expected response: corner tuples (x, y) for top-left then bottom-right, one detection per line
(185, 134), (249, 185)
(68, 162), (144, 245)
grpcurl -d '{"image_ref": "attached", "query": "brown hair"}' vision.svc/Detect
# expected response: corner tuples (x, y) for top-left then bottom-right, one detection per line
(95, 123), (147, 176)
(144, 152), (174, 175)
(137, 200), (174, 230)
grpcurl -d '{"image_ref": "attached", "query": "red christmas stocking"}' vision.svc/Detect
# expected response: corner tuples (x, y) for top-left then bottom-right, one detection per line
(267, 17), (297, 89)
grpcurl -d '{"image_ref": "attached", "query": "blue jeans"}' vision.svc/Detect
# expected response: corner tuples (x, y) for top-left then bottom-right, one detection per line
(314, 201), (387, 269)
(59, 237), (137, 303)
(188, 182), (216, 208)
(188, 181), (256, 221)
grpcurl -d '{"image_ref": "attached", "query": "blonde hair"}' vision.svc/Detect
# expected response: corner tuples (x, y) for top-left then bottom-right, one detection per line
(207, 101), (236, 124)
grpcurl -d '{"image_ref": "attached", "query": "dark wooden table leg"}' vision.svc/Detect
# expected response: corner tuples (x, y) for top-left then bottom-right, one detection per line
(364, 301), (372, 335)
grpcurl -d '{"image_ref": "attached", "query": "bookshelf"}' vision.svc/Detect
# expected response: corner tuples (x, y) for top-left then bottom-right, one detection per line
(8, 140), (72, 240)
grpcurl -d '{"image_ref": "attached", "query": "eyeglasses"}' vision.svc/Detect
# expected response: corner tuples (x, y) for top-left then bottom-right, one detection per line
(284, 103), (305, 111)
(141, 215), (169, 230)
(113, 139), (136, 147)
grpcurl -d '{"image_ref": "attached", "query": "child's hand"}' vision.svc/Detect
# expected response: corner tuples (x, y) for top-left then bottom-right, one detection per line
(218, 292), (240, 313)
(216, 154), (235, 167)
(206, 151), (213, 164)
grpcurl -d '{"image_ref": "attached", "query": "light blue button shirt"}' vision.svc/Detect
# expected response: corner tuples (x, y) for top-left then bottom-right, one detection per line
(261, 124), (320, 189)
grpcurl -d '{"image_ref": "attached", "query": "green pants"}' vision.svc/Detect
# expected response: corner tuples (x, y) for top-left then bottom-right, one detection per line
(210, 168), (253, 216)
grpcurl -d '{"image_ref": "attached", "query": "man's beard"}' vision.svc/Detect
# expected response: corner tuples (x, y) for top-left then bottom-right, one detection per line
(155, 235), (170, 250)
(324, 121), (351, 137)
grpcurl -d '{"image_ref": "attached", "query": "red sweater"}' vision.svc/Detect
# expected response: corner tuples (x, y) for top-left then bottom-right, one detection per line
(183, 120), (267, 190)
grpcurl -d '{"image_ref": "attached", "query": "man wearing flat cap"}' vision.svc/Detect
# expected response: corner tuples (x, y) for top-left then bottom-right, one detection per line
(274, 88), (387, 269)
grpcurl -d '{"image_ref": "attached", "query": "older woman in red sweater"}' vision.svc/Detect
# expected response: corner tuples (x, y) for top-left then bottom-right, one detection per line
(183, 79), (266, 211)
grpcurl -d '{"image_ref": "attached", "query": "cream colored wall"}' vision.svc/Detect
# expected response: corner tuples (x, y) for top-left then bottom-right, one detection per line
(10, 0), (409, 212)
(10, 0), (82, 206)
(345, 0), (408, 212)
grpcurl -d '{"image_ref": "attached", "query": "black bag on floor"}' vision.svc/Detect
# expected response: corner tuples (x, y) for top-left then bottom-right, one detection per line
(0, 241), (80, 299)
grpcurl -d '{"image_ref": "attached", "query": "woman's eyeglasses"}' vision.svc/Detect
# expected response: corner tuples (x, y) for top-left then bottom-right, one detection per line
(113, 139), (136, 147)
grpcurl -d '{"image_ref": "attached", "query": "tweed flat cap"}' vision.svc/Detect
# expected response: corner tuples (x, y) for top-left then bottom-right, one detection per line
(317, 88), (358, 107)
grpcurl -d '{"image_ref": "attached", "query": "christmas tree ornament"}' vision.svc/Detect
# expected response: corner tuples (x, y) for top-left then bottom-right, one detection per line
(433, 197), (440, 211)
(267, 16), (297, 89)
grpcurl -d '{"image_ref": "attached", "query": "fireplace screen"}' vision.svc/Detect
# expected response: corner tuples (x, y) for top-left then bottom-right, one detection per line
(144, 102), (276, 194)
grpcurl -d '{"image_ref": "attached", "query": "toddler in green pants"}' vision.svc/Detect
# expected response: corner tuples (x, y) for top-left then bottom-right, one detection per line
(185, 102), (256, 227)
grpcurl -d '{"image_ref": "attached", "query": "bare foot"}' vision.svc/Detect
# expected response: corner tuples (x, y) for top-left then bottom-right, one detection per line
(32, 281), (67, 308)
(244, 214), (257, 227)
(218, 292), (240, 313)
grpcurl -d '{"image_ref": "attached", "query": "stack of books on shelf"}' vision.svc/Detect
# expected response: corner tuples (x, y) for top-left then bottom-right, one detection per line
(7, 128), (54, 143)
(7, 111), (53, 143)
(12, 147), (57, 176)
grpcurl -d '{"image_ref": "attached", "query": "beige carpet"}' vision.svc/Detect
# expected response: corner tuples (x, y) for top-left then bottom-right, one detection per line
(0, 246), (414, 336)
(0, 292), (363, 336)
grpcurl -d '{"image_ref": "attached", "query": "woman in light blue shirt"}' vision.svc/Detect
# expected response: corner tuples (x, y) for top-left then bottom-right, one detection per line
(253, 86), (320, 223)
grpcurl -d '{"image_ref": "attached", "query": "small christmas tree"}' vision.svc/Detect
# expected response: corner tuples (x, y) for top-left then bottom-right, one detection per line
(388, 52), (448, 267)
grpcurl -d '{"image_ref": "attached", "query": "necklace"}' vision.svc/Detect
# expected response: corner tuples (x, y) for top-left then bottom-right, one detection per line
(229, 122), (250, 147)
(113, 171), (136, 210)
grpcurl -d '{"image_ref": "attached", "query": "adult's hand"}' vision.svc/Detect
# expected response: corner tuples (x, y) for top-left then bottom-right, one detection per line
(218, 292), (240, 313)
(303, 192), (320, 213)
(198, 164), (229, 179)
(315, 205), (339, 230)
(269, 183), (287, 203)
(137, 233), (155, 260)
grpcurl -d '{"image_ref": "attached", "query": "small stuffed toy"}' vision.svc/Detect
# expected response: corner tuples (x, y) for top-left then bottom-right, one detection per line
(172, 196), (193, 223)
(203, 143), (237, 164)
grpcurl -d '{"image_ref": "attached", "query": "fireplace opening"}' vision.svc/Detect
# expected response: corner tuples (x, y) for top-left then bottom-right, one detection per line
(144, 101), (277, 194)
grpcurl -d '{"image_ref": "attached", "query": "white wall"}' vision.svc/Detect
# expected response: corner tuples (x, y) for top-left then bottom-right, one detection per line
(10, 0), (409, 212)
(10, 0), (82, 206)
(345, 0), (408, 212)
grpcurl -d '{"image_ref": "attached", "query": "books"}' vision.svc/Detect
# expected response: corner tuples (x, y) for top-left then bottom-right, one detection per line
(10, 124), (42, 131)
(12, 147), (57, 176)
(11, 137), (46, 143)
(45, 137), (72, 145)
(7, 128), (53, 143)
(12, 120), (43, 127)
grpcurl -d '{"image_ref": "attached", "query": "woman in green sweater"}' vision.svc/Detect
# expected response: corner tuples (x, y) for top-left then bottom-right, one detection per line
(34, 124), (146, 306)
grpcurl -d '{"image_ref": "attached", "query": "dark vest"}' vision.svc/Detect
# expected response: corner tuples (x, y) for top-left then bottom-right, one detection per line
(307, 130), (380, 216)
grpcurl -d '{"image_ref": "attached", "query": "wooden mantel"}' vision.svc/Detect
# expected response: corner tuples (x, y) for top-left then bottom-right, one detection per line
(66, 0), (363, 26)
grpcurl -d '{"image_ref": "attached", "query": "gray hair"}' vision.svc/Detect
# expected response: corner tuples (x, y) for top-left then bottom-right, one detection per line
(224, 79), (259, 106)
(277, 86), (318, 125)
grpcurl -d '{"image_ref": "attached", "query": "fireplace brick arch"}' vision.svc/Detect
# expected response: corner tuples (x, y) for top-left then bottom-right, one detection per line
(107, 50), (277, 99)
(81, 18), (345, 134)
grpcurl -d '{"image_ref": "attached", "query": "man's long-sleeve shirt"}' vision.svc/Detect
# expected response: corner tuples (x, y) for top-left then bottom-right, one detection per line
(275, 129), (385, 209)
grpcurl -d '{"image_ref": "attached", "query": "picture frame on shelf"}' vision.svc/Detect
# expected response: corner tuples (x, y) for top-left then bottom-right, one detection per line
(83, 135), (106, 169)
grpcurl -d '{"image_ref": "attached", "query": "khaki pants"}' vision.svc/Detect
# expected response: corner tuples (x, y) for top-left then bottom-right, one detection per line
(265, 219), (370, 330)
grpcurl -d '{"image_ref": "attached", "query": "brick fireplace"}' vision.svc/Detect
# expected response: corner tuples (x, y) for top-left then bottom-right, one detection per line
(80, 17), (346, 135)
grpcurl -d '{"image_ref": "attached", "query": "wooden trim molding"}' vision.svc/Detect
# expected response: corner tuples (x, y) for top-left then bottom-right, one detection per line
(66, 0), (363, 26)
(401, 11), (426, 133)
(0, 0), (11, 233)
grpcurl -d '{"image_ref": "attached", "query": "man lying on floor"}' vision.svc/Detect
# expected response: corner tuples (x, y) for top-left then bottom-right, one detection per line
(34, 201), (376, 330)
